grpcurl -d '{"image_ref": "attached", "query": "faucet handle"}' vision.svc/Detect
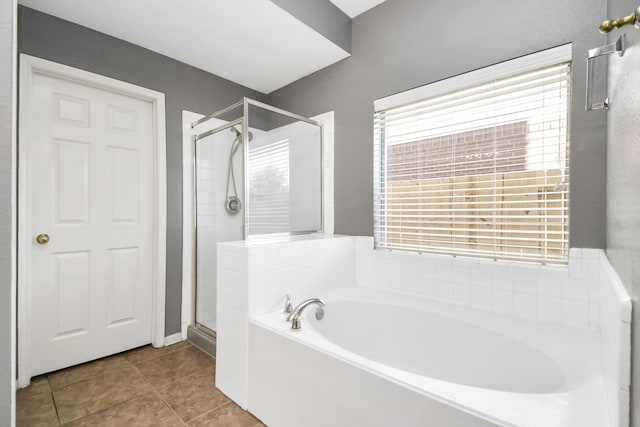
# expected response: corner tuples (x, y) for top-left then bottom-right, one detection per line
(284, 294), (293, 314)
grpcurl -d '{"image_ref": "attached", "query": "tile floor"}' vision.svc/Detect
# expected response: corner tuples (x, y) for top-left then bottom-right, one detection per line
(16, 341), (266, 426)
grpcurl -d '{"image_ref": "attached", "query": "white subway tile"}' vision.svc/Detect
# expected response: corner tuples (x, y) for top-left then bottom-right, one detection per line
(292, 249), (305, 266)
(618, 321), (632, 388)
(403, 276), (422, 295)
(356, 236), (374, 256)
(404, 257), (423, 278)
(452, 265), (473, 285)
(562, 278), (589, 301)
(453, 283), (472, 304)
(248, 253), (267, 275)
(471, 269), (492, 287)
(538, 264), (569, 278)
(589, 279), (601, 303)
(471, 286), (492, 310)
(279, 250), (295, 269)
(513, 293), (537, 319)
(562, 319), (588, 329)
(248, 291), (266, 315)
(617, 388), (630, 427)
(435, 263), (453, 283)
(219, 285), (244, 310)
(491, 270), (514, 291)
(588, 259), (600, 282)
(537, 296), (562, 322)
(569, 249), (583, 280)
(562, 298), (589, 323)
(588, 301), (600, 330)
(537, 275), (562, 297)
(492, 289), (513, 315)
(420, 260), (438, 278)
(436, 281), (454, 300)
(513, 274), (537, 295)
(265, 250), (280, 270)
(421, 278), (437, 297)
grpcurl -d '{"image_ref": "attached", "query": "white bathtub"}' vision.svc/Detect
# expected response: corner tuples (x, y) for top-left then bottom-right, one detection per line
(247, 287), (609, 427)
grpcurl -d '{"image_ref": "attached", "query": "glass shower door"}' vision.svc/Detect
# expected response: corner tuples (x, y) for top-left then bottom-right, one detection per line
(194, 123), (244, 333)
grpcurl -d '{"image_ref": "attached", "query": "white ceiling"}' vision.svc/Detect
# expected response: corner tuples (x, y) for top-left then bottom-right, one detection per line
(18, 0), (353, 93)
(328, 0), (386, 18)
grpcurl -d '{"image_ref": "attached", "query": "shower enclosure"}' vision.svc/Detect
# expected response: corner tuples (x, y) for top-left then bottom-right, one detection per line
(188, 98), (323, 353)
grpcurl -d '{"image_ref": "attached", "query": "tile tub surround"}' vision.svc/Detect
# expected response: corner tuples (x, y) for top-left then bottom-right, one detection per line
(356, 237), (601, 329)
(599, 251), (632, 427)
(216, 234), (356, 408)
(217, 234), (630, 425)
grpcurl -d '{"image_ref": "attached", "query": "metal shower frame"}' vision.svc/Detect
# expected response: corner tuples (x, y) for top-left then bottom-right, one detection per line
(192, 97), (325, 239)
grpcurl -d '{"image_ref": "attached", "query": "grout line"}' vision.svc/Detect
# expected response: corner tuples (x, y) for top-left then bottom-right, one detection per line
(50, 390), (62, 427)
(130, 357), (186, 425)
(186, 401), (234, 425)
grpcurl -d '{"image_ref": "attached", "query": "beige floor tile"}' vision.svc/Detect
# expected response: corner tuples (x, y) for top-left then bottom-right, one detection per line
(65, 394), (183, 427)
(17, 375), (51, 399)
(48, 355), (130, 390)
(136, 346), (215, 389)
(157, 367), (227, 422)
(187, 402), (265, 427)
(13, 343), (269, 427)
(53, 363), (153, 425)
(16, 390), (59, 427)
(124, 341), (192, 365)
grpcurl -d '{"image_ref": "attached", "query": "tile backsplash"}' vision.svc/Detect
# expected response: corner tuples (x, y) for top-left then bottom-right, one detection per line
(355, 237), (601, 329)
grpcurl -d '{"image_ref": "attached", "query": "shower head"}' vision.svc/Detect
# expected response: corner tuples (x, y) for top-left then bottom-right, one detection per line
(230, 126), (253, 141)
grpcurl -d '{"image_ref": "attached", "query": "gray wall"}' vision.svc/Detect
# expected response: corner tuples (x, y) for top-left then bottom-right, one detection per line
(605, 0), (640, 424)
(271, 0), (352, 53)
(0, 0), (15, 425)
(268, 0), (608, 249)
(18, 6), (267, 336)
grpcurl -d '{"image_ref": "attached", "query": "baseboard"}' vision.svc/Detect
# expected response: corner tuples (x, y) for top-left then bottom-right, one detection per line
(164, 332), (184, 347)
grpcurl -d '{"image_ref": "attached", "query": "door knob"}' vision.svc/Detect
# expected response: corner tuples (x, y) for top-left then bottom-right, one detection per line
(36, 233), (50, 244)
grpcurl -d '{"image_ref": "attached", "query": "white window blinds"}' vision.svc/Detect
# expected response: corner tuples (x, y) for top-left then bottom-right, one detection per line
(247, 139), (290, 234)
(374, 59), (571, 264)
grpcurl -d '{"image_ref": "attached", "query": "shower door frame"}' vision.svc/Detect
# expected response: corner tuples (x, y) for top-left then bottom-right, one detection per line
(191, 116), (244, 339)
(183, 98), (325, 339)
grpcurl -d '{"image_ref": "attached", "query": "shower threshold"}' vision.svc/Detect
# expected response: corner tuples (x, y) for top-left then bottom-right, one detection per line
(187, 324), (216, 357)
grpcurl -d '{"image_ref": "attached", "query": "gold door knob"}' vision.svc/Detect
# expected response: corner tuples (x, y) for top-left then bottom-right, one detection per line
(36, 234), (50, 244)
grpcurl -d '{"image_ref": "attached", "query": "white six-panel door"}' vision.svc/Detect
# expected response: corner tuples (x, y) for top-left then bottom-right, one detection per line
(21, 57), (164, 378)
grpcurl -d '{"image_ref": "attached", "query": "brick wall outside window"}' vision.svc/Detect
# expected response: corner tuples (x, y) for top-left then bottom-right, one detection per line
(387, 121), (528, 181)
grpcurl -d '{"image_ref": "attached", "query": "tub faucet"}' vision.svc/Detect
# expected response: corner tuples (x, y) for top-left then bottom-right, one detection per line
(286, 298), (326, 330)
(284, 294), (293, 314)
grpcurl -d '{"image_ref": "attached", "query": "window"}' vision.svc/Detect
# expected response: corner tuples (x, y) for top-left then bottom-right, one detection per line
(374, 46), (571, 264)
(247, 139), (290, 234)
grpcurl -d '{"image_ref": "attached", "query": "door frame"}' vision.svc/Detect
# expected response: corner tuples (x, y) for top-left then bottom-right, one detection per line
(17, 54), (167, 387)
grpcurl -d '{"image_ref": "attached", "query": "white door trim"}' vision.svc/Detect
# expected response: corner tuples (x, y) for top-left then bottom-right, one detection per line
(17, 54), (167, 387)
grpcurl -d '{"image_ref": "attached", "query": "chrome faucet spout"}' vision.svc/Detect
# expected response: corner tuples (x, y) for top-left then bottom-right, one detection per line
(286, 298), (326, 329)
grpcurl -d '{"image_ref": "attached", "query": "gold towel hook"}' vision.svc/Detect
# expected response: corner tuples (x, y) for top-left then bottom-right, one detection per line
(600, 6), (640, 33)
